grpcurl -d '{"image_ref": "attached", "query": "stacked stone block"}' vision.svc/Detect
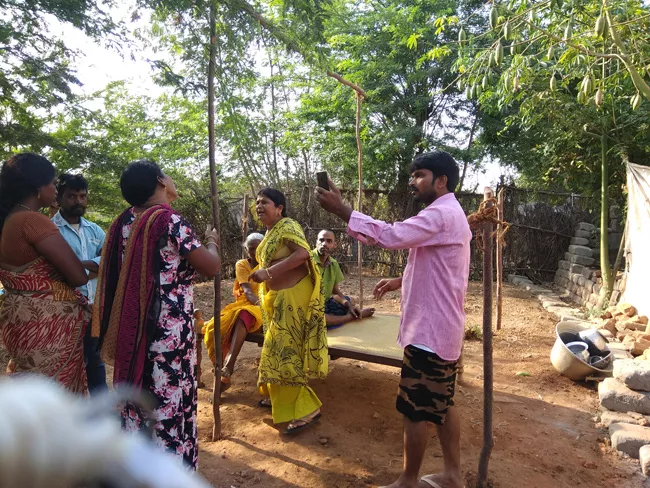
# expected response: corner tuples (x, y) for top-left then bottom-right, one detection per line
(553, 221), (623, 310)
(599, 360), (650, 472)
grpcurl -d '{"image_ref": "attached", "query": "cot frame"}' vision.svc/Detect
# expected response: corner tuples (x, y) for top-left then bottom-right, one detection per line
(244, 332), (402, 368)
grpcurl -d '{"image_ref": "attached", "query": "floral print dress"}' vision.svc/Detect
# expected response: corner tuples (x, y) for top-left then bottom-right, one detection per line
(120, 209), (201, 469)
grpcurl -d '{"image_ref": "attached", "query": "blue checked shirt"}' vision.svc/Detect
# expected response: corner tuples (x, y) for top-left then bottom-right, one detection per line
(52, 211), (106, 304)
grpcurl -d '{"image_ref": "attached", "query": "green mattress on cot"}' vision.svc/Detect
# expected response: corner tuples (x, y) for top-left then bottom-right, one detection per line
(246, 312), (403, 368)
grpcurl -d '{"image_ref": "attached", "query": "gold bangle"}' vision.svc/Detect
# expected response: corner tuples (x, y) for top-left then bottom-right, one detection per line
(265, 268), (273, 280)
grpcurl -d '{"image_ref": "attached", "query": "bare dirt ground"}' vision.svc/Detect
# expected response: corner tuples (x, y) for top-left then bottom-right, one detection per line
(191, 277), (645, 488)
(0, 277), (645, 487)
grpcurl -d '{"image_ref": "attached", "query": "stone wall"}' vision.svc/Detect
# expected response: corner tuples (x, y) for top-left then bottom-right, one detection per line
(553, 218), (624, 310)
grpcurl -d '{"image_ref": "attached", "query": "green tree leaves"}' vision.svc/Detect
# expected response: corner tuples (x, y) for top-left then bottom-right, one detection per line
(0, 0), (122, 158)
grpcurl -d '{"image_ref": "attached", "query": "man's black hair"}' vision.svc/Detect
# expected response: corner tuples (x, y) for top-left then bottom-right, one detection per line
(408, 150), (460, 192)
(57, 173), (88, 196)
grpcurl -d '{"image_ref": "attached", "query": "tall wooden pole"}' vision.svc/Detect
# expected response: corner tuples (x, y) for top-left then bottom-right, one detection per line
(477, 187), (494, 487)
(496, 188), (504, 331)
(241, 194), (250, 259)
(208, 0), (223, 441)
(355, 92), (364, 309)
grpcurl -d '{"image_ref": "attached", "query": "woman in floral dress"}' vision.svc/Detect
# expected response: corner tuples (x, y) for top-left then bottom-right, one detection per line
(93, 160), (220, 469)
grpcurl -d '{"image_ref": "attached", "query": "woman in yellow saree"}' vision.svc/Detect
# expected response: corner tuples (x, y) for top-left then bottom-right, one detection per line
(249, 188), (328, 435)
(203, 232), (264, 391)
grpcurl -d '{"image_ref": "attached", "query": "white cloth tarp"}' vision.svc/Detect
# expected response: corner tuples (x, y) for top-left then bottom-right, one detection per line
(622, 163), (650, 316)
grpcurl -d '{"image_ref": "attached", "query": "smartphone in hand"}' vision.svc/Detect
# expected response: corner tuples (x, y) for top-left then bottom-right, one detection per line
(316, 171), (330, 191)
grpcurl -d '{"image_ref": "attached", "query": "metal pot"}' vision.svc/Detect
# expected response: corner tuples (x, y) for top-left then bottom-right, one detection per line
(578, 328), (609, 355)
(566, 341), (590, 362)
(588, 351), (612, 370)
(559, 332), (580, 344)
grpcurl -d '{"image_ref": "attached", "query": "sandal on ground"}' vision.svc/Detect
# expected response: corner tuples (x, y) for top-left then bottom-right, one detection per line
(283, 412), (322, 435)
(257, 398), (272, 408)
(419, 475), (465, 488)
(419, 477), (443, 488)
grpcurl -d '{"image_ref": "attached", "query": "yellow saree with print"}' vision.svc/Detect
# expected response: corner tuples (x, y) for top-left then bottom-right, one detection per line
(256, 217), (328, 423)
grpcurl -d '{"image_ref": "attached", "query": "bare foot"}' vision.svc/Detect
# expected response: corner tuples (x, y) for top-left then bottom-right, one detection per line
(418, 473), (463, 488)
(380, 475), (419, 488)
(360, 307), (375, 319)
(456, 372), (470, 387)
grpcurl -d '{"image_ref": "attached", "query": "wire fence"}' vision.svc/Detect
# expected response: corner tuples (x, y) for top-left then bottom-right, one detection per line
(192, 184), (596, 283)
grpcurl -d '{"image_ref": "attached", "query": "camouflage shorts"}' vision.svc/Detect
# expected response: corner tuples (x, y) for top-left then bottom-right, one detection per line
(396, 345), (458, 425)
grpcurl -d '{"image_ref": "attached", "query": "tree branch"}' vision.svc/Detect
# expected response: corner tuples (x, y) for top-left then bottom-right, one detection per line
(603, 1), (650, 101)
(224, 0), (366, 98)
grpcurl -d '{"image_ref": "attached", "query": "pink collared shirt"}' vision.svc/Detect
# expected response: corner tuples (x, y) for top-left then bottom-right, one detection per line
(347, 193), (472, 360)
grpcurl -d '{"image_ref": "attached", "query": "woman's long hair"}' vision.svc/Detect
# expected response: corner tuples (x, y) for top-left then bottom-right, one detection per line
(120, 160), (164, 206)
(0, 153), (56, 233)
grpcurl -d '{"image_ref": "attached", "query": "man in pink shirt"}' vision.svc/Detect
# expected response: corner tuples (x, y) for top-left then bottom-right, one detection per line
(315, 151), (471, 488)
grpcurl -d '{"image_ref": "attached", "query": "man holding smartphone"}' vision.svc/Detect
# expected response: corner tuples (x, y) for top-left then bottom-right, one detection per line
(315, 151), (471, 488)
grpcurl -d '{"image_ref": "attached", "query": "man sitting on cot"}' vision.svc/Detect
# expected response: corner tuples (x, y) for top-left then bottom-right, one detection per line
(313, 229), (375, 329)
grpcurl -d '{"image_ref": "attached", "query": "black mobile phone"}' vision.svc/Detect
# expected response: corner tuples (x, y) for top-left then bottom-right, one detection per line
(316, 171), (330, 191)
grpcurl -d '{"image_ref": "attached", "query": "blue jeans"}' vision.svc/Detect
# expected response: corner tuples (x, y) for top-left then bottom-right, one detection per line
(84, 325), (107, 395)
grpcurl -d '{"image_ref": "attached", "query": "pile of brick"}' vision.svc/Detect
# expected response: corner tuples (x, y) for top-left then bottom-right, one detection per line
(553, 221), (624, 310)
(596, 303), (650, 473)
(596, 303), (650, 358)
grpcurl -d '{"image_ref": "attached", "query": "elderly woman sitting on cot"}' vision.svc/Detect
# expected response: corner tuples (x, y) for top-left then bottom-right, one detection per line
(204, 232), (265, 391)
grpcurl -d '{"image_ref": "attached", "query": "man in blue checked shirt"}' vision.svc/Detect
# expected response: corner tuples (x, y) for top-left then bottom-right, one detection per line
(52, 174), (107, 394)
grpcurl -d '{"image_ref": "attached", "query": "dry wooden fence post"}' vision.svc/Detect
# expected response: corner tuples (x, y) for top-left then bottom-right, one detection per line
(241, 194), (250, 259)
(477, 187), (495, 487)
(496, 188), (504, 331)
(355, 92), (364, 309)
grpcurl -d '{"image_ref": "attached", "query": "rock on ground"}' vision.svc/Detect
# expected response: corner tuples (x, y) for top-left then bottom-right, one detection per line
(578, 222), (596, 232)
(640, 445), (650, 476)
(614, 359), (650, 392)
(599, 378), (650, 414)
(608, 344), (634, 360)
(609, 423), (650, 458)
(600, 410), (638, 427)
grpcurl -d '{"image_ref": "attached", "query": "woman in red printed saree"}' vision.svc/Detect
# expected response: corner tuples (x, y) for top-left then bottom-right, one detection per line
(0, 153), (89, 393)
(93, 160), (220, 470)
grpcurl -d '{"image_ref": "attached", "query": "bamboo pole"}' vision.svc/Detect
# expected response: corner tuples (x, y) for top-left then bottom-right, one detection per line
(496, 188), (504, 331)
(477, 187), (495, 488)
(207, 0), (223, 441)
(355, 92), (364, 309)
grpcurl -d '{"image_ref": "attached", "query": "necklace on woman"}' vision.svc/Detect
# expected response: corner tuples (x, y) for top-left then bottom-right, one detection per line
(16, 204), (33, 212)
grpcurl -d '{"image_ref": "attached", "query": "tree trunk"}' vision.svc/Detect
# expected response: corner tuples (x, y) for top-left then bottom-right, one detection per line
(269, 58), (280, 186)
(459, 114), (478, 191)
(598, 133), (613, 306)
(208, 0), (223, 441)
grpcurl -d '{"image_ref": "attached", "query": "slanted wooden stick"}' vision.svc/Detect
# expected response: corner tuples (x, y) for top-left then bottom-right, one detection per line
(207, 0), (223, 441)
